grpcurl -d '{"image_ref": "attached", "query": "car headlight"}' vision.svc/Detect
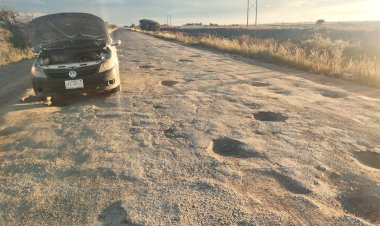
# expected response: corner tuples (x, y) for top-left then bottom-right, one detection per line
(31, 65), (47, 78)
(99, 59), (114, 73)
(100, 52), (109, 61)
(99, 48), (114, 73)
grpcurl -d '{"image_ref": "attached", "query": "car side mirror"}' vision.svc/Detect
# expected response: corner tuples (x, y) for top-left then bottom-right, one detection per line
(31, 46), (41, 53)
(111, 40), (121, 46)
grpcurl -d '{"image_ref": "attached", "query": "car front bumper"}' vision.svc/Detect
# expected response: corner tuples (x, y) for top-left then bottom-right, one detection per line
(32, 67), (120, 97)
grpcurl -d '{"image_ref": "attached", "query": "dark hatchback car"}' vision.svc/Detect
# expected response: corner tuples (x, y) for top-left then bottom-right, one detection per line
(26, 13), (122, 99)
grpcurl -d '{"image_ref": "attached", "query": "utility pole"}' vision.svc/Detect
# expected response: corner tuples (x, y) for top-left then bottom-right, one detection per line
(167, 15), (172, 26)
(255, 0), (258, 26)
(247, 0), (250, 27)
(246, 0), (258, 27)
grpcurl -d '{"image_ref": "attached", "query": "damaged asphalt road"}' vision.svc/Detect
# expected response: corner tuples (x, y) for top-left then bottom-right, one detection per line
(0, 29), (380, 225)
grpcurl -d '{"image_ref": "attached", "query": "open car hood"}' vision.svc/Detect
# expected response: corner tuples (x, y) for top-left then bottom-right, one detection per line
(27, 13), (110, 49)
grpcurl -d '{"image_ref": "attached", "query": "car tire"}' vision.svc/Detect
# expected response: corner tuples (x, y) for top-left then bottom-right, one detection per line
(42, 96), (52, 102)
(110, 85), (121, 93)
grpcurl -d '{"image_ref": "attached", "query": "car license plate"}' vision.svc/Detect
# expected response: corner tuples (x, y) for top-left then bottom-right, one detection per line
(65, 79), (84, 90)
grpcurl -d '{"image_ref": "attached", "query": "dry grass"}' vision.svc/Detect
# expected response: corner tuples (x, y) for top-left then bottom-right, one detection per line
(144, 30), (380, 87)
(0, 42), (34, 66)
(0, 9), (35, 67)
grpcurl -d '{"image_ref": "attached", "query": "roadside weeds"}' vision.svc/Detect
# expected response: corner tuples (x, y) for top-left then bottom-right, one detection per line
(141, 30), (380, 88)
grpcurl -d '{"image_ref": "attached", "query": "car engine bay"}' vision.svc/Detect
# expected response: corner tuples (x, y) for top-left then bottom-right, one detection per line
(37, 47), (111, 66)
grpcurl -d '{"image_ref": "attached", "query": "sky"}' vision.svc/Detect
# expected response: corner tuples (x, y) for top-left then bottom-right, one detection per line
(0, 0), (379, 26)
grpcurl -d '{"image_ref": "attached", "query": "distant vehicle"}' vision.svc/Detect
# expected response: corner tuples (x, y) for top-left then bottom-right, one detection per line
(139, 19), (160, 31)
(26, 13), (122, 99)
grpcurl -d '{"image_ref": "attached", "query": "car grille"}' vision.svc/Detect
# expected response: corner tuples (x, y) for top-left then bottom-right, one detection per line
(45, 66), (99, 79)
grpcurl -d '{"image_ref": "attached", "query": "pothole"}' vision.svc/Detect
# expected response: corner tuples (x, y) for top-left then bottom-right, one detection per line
(96, 114), (121, 119)
(161, 80), (180, 87)
(164, 128), (187, 139)
(318, 89), (348, 98)
(262, 171), (312, 195)
(354, 151), (380, 169)
(251, 81), (270, 87)
(271, 89), (292, 96)
(189, 54), (202, 58)
(139, 64), (154, 69)
(225, 96), (238, 103)
(153, 104), (166, 109)
(71, 152), (90, 165)
(339, 185), (380, 223)
(243, 102), (263, 109)
(210, 137), (265, 158)
(98, 201), (132, 225)
(254, 112), (288, 122)
(178, 59), (194, 62)
(0, 127), (22, 137)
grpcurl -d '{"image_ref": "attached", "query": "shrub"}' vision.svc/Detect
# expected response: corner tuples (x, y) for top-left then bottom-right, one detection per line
(0, 7), (32, 48)
(316, 19), (325, 26)
(0, 7), (34, 66)
(108, 24), (117, 29)
(139, 19), (160, 31)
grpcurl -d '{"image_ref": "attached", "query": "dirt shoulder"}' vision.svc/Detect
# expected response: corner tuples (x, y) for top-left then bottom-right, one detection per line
(0, 59), (34, 109)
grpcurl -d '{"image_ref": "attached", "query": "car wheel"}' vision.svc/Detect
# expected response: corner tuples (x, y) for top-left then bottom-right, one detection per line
(110, 85), (121, 93)
(43, 96), (52, 102)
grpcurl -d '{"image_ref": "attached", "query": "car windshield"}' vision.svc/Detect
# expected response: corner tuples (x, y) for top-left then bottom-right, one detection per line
(0, 1), (379, 225)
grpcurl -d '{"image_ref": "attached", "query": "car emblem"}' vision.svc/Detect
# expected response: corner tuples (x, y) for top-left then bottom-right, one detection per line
(68, 70), (77, 78)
